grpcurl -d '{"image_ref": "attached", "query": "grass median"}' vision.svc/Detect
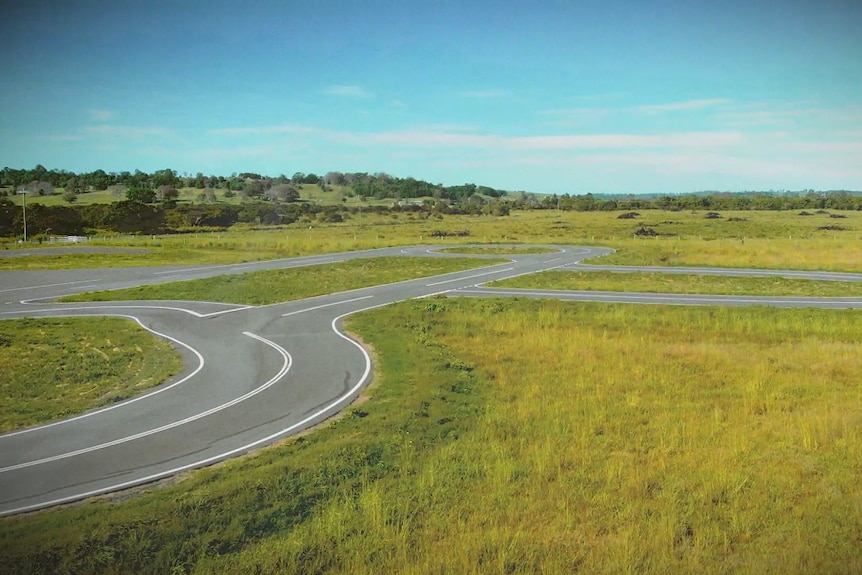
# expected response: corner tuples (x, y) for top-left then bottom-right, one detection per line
(0, 317), (181, 433)
(60, 256), (508, 305)
(2, 299), (860, 573)
(489, 270), (862, 297)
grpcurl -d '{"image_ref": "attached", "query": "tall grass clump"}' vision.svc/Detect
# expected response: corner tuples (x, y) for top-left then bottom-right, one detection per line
(3, 299), (860, 573)
(0, 317), (181, 432)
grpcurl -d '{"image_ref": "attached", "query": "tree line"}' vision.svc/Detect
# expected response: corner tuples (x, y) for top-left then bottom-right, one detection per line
(0, 166), (513, 203)
(536, 191), (862, 212)
(0, 197), (513, 238)
(2, 165), (860, 238)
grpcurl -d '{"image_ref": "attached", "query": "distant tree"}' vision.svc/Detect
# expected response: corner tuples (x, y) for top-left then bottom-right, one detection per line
(63, 191), (78, 204)
(27, 180), (55, 196)
(324, 172), (346, 186)
(86, 169), (110, 190)
(108, 184), (127, 199)
(157, 185), (179, 202)
(65, 178), (84, 195)
(267, 184), (299, 202)
(151, 168), (178, 188)
(127, 187), (156, 203)
(244, 180), (264, 197)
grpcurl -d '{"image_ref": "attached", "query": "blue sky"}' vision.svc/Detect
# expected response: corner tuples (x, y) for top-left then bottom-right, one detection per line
(1, 0), (860, 195)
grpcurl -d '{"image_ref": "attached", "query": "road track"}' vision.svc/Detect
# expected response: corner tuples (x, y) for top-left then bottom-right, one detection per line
(2, 245), (861, 515)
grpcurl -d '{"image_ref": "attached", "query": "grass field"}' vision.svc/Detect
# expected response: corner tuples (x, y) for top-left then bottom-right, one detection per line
(490, 270), (862, 297)
(2, 299), (860, 573)
(2, 209), (861, 573)
(59, 257), (506, 305)
(2, 209), (860, 271)
(0, 317), (181, 433)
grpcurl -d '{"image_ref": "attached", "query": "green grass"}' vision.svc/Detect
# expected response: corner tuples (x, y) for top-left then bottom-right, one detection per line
(490, 270), (862, 297)
(0, 317), (181, 432)
(436, 246), (557, 255)
(2, 209), (861, 271)
(5, 189), (124, 206)
(60, 257), (507, 305)
(2, 300), (861, 573)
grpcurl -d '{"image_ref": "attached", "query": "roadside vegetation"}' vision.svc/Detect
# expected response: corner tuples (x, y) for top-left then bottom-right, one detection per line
(2, 209), (860, 273)
(0, 317), (181, 433)
(2, 299), (860, 573)
(490, 270), (862, 297)
(60, 257), (506, 305)
(3, 168), (862, 572)
(436, 246), (557, 255)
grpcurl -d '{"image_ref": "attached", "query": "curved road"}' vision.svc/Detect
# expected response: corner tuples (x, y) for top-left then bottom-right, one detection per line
(1, 245), (861, 516)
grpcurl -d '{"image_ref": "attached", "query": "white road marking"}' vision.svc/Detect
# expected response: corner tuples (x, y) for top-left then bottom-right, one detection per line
(425, 267), (514, 286)
(0, 314), (206, 439)
(415, 289), (453, 299)
(0, 280), (94, 294)
(282, 295), (374, 317)
(5, 243), (859, 515)
(0, 332), (291, 472)
(152, 256), (335, 276)
(3, 302), (248, 319)
(0, 317), (368, 517)
(543, 257), (562, 263)
(455, 287), (862, 306)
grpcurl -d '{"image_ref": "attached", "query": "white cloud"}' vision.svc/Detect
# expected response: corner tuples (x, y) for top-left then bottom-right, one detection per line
(84, 125), (172, 138)
(322, 85), (373, 98)
(88, 109), (114, 121)
(40, 134), (82, 142)
(636, 98), (730, 114)
(332, 129), (744, 151)
(208, 124), (316, 136)
(457, 89), (510, 98)
(207, 122), (745, 152)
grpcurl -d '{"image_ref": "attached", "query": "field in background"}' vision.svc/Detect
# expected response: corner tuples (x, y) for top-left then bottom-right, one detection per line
(2, 300), (860, 573)
(2, 209), (860, 272)
(490, 270), (862, 297)
(2, 208), (861, 573)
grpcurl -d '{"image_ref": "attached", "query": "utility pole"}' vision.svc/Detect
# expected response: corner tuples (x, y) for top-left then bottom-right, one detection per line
(17, 188), (27, 243)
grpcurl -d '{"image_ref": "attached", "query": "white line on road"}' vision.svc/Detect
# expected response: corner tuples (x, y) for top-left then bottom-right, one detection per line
(414, 289), (453, 299)
(0, 332), (291, 472)
(282, 295), (374, 317)
(152, 256), (336, 276)
(4, 302), (248, 319)
(0, 280), (94, 294)
(0, 313), (205, 439)
(455, 287), (862, 306)
(0, 321), (366, 517)
(425, 267), (514, 286)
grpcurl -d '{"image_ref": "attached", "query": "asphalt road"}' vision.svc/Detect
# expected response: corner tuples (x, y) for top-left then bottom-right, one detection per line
(1, 245), (861, 516)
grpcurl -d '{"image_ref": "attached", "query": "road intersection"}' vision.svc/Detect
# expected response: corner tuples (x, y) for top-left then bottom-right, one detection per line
(2, 245), (861, 515)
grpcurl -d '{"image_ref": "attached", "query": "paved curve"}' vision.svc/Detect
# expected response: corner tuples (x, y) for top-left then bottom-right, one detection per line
(1, 245), (861, 516)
